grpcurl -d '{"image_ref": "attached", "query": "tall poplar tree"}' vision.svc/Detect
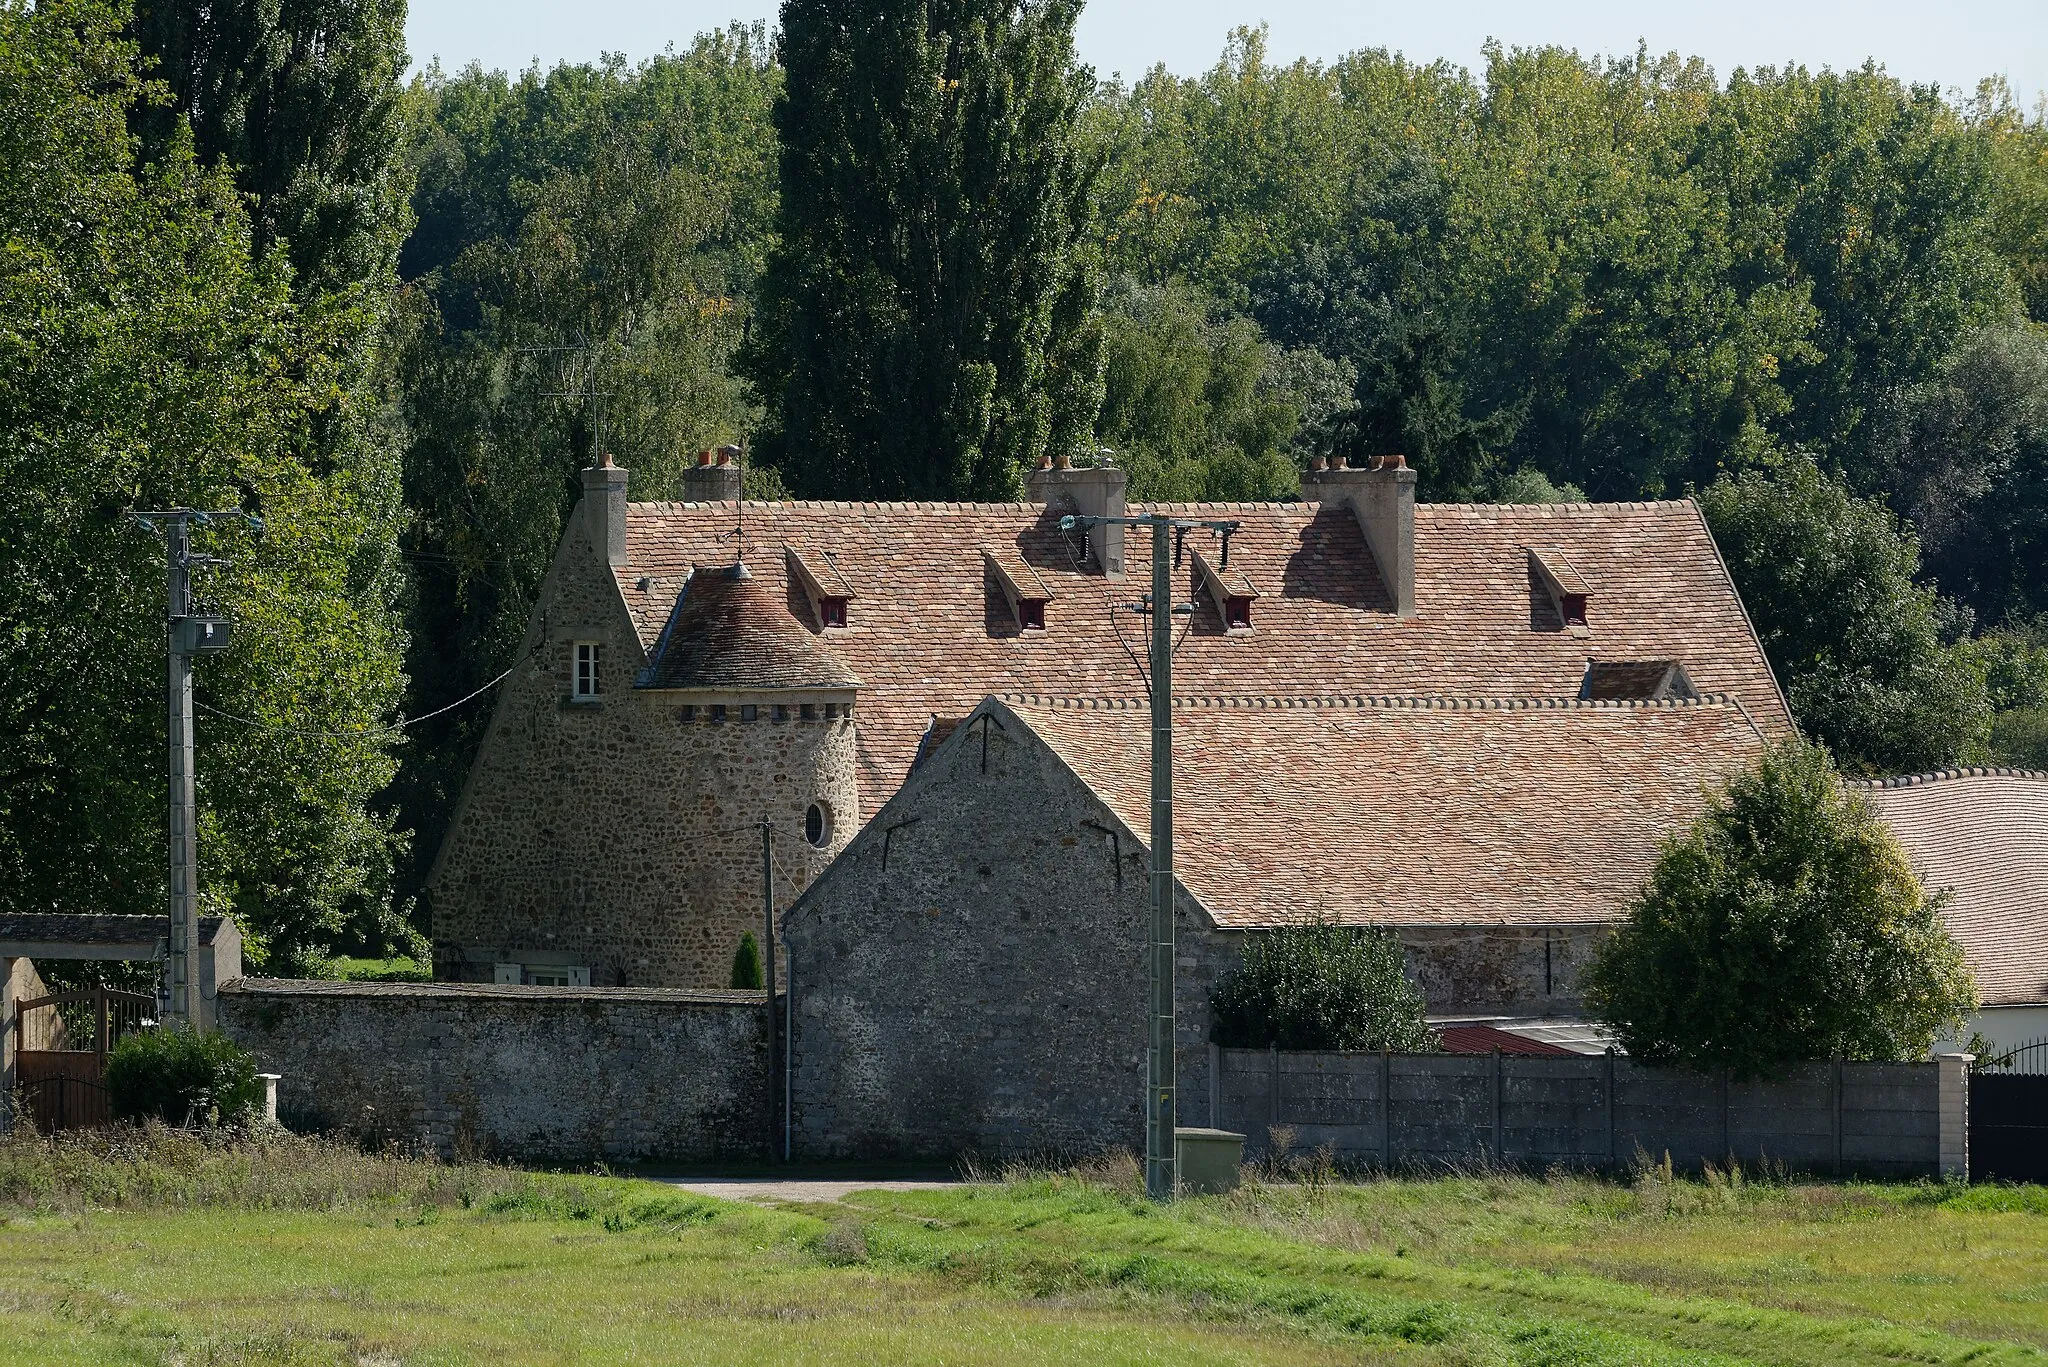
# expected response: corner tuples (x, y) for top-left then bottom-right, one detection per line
(752, 0), (1104, 498)
(128, 0), (413, 296)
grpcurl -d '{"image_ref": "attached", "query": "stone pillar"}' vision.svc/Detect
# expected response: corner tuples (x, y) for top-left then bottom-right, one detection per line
(1935, 1052), (1972, 1180)
(257, 1072), (281, 1124)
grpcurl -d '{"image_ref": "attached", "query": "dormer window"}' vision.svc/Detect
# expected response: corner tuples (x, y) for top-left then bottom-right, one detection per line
(984, 548), (1054, 633)
(1528, 548), (1593, 637)
(1581, 660), (1700, 701)
(1192, 549), (1260, 633)
(572, 641), (602, 699)
(788, 546), (857, 630)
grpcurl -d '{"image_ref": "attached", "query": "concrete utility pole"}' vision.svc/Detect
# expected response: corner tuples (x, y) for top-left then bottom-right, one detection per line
(1061, 508), (1239, 1201)
(131, 509), (248, 1028)
(760, 820), (779, 1162)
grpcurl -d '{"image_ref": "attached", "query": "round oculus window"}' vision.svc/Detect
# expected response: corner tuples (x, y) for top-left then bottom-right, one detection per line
(804, 802), (831, 847)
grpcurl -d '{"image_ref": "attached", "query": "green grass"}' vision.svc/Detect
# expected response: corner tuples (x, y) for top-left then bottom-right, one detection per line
(0, 1130), (2042, 1365)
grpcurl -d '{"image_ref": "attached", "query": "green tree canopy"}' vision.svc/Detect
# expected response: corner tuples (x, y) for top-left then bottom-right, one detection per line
(1209, 923), (1436, 1052)
(1095, 278), (1351, 499)
(0, 0), (408, 971)
(1870, 319), (2048, 634)
(388, 38), (779, 912)
(1699, 455), (1990, 774)
(128, 0), (415, 296)
(750, 0), (1104, 498)
(1583, 740), (1976, 1076)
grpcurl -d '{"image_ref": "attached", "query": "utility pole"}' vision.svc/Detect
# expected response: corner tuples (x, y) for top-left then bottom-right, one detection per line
(1061, 508), (1239, 1201)
(760, 820), (779, 1161)
(131, 509), (251, 1028)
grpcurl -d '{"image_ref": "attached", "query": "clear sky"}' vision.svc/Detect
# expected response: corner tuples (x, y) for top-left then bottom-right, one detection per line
(406, 0), (2048, 106)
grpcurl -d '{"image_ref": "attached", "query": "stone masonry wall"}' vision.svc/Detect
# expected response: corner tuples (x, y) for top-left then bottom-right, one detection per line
(783, 714), (1158, 1158)
(782, 706), (1598, 1159)
(218, 980), (770, 1163)
(431, 507), (858, 988)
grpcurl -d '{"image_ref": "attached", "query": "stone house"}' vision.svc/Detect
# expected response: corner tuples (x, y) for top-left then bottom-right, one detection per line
(429, 450), (1793, 989)
(780, 691), (1768, 1157)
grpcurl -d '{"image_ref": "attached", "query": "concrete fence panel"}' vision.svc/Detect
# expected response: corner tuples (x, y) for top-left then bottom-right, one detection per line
(1216, 1048), (1955, 1178)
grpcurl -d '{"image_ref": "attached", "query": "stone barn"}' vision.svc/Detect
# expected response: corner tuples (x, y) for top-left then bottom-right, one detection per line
(428, 450), (1792, 993)
(780, 691), (1768, 1158)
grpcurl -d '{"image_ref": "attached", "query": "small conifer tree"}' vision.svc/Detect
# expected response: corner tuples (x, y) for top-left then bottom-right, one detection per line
(731, 932), (764, 990)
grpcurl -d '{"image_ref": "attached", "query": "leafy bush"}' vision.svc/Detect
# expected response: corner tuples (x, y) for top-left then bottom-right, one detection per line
(1209, 923), (1436, 1052)
(1990, 706), (2048, 770)
(1583, 740), (1978, 1077)
(730, 932), (763, 990)
(1699, 455), (1991, 775)
(104, 1030), (264, 1127)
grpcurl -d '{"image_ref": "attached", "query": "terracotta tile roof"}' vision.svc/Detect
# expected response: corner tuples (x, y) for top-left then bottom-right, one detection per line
(1438, 1023), (1580, 1056)
(617, 499), (1790, 814)
(1856, 769), (2048, 1008)
(640, 565), (861, 691)
(996, 694), (1767, 929)
(1582, 660), (1695, 701)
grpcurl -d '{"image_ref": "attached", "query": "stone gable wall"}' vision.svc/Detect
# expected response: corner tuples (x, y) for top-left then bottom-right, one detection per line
(219, 980), (771, 1163)
(430, 512), (859, 989)
(782, 710), (1596, 1159)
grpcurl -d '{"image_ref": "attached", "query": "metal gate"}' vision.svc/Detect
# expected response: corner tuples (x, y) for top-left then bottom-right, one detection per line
(1971, 1038), (2048, 1184)
(13, 987), (153, 1132)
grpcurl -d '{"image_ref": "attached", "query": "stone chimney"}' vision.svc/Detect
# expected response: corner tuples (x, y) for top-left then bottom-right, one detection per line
(1301, 454), (1416, 616)
(580, 453), (629, 568)
(682, 445), (744, 503)
(1027, 453), (1128, 579)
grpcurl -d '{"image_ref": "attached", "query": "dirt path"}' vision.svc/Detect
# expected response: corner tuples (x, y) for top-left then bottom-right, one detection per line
(660, 1177), (963, 1204)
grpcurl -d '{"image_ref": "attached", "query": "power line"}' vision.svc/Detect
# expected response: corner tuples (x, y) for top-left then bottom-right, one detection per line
(192, 645), (537, 740)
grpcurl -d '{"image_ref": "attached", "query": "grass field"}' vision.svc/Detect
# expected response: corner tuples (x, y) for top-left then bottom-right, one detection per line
(0, 1129), (2043, 1365)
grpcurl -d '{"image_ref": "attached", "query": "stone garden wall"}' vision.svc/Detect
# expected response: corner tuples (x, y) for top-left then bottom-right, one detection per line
(219, 979), (773, 1164)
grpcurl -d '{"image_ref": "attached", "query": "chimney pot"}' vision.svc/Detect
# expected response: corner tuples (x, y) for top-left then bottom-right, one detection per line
(683, 449), (743, 502)
(1329, 455), (1348, 471)
(1052, 451), (1072, 470)
(1309, 454), (1328, 472)
(715, 444), (740, 467)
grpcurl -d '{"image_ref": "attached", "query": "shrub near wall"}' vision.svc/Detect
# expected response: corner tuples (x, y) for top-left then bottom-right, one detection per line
(105, 1031), (263, 1127)
(1210, 923), (1436, 1052)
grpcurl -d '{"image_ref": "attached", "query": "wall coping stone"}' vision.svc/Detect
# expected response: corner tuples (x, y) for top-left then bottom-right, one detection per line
(223, 977), (768, 1006)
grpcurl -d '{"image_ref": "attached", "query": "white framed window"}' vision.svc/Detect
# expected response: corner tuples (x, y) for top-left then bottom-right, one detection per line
(572, 641), (602, 699)
(525, 966), (590, 987)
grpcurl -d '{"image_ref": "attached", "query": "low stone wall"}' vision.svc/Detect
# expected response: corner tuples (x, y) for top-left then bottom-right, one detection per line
(1212, 1048), (1967, 1178)
(218, 980), (771, 1163)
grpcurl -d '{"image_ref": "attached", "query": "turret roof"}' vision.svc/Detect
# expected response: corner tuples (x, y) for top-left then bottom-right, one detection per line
(642, 565), (861, 692)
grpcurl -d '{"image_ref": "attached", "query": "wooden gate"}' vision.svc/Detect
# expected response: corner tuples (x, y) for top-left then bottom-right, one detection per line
(1971, 1038), (2048, 1184)
(13, 988), (152, 1132)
